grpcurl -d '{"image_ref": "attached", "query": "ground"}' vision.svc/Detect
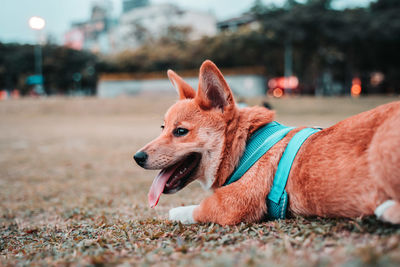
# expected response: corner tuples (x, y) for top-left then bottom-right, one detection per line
(1, 95), (400, 266)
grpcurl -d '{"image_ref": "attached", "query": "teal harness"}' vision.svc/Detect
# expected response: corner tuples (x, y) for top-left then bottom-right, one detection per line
(223, 121), (321, 220)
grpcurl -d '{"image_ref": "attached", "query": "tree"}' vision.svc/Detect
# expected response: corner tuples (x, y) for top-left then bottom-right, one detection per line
(0, 43), (98, 95)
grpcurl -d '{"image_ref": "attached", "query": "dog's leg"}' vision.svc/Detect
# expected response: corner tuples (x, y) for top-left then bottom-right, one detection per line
(169, 183), (266, 225)
(375, 200), (400, 224)
(169, 205), (199, 224)
(192, 186), (266, 225)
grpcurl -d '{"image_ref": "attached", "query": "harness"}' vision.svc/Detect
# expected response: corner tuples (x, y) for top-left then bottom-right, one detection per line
(223, 121), (321, 220)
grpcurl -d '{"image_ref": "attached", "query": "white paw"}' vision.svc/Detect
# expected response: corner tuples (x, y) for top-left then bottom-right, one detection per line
(375, 200), (396, 220)
(169, 205), (198, 224)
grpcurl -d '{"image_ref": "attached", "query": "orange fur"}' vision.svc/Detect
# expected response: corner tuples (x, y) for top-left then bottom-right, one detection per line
(137, 60), (400, 225)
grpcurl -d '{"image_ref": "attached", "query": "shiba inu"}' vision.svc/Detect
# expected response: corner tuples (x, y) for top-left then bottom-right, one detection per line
(134, 60), (400, 225)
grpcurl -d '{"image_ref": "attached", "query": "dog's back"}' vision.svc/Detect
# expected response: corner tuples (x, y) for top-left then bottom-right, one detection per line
(287, 101), (400, 219)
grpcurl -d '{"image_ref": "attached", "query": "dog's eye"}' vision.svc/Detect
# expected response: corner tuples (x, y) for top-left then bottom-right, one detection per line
(161, 125), (165, 130)
(173, 127), (189, 137)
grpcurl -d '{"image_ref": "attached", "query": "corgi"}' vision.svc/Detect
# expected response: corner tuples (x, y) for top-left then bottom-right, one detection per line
(134, 60), (400, 225)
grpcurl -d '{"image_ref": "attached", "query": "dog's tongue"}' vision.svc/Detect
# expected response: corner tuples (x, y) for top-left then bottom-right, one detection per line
(148, 163), (180, 208)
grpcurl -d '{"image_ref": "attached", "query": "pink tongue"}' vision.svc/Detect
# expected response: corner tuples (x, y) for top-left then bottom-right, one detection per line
(148, 163), (180, 208)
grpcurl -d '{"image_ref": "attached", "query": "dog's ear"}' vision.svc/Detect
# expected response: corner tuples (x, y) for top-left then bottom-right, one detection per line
(167, 70), (196, 100)
(196, 60), (235, 111)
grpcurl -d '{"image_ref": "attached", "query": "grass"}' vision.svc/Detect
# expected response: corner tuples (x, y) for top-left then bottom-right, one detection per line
(1, 95), (399, 266)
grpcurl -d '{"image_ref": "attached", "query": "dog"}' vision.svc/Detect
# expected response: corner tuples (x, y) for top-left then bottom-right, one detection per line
(134, 60), (400, 225)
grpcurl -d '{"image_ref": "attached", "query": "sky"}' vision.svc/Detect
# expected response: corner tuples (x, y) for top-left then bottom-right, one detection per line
(0, 0), (375, 45)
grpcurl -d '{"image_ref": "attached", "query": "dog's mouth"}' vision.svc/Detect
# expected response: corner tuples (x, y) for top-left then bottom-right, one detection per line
(148, 153), (201, 208)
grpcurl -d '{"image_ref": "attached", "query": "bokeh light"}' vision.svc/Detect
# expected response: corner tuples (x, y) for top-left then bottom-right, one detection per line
(28, 16), (46, 30)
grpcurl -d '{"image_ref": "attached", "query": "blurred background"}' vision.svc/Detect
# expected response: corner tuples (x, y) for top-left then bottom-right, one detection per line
(1, 0), (399, 99)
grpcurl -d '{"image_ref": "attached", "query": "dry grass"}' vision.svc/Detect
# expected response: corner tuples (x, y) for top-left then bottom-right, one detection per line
(1, 95), (399, 266)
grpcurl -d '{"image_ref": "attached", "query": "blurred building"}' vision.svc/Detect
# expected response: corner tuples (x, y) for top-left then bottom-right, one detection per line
(109, 3), (217, 52)
(123, 0), (149, 13)
(64, 0), (117, 53)
(217, 14), (260, 32)
(65, 1), (216, 54)
(97, 67), (266, 97)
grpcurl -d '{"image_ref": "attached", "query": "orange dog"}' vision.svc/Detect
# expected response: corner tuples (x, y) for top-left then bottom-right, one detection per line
(134, 60), (400, 225)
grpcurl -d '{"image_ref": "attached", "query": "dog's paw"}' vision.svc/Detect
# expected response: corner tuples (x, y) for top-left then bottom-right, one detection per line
(169, 205), (198, 224)
(375, 200), (400, 224)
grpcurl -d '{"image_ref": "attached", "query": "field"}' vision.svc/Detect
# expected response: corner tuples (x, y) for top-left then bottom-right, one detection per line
(1, 95), (400, 266)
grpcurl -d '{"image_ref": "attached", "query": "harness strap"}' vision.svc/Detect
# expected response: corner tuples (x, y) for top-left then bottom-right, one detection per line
(267, 127), (320, 219)
(268, 128), (320, 203)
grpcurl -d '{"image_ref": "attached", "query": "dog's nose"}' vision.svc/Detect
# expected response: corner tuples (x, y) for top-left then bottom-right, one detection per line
(134, 151), (148, 167)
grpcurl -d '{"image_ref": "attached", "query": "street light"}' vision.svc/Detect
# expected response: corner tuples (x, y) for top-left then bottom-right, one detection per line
(29, 16), (46, 30)
(28, 16), (46, 95)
